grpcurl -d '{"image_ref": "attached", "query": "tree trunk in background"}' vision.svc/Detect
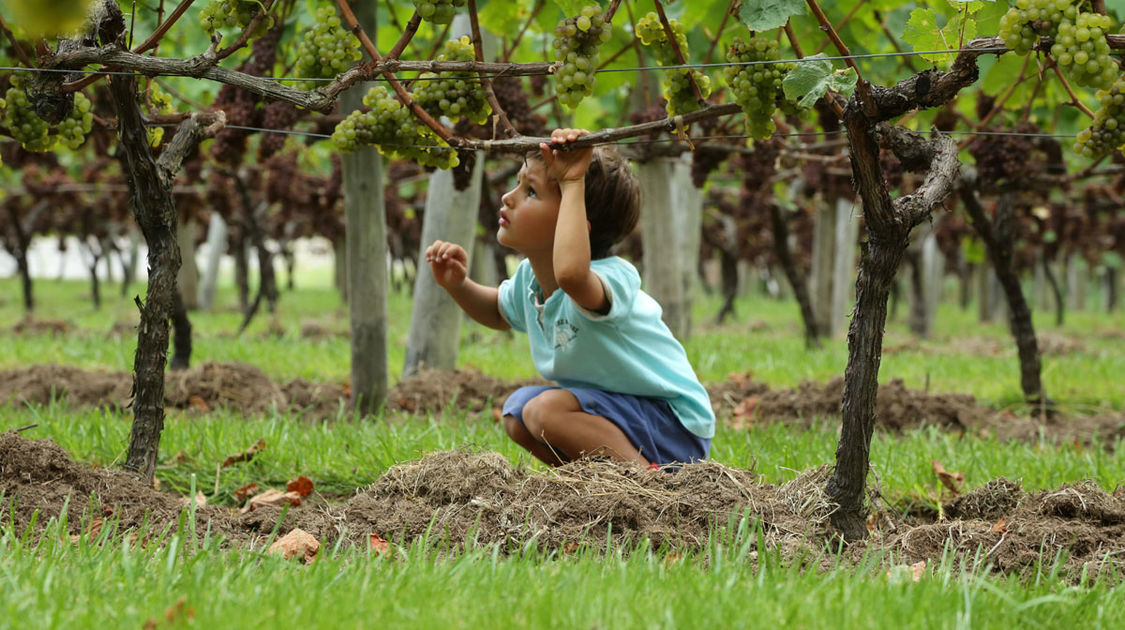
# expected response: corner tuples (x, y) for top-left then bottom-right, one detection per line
(334, 235), (347, 303)
(176, 215), (199, 310)
(809, 200), (835, 336)
(342, 0), (387, 414)
(120, 228), (140, 298)
(769, 203), (820, 348)
(1043, 256), (1065, 326)
(169, 288), (192, 370)
(1104, 266), (1119, 312)
(674, 158), (703, 339)
(233, 232), (250, 312)
(404, 155), (484, 377)
(922, 224), (944, 330)
(7, 201), (46, 313)
(1066, 254), (1086, 312)
(109, 69), (221, 483)
(197, 211), (227, 310)
(961, 182), (1046, 405)
(85, 240), (102, 310)
(906, 248), (926, 336)
(638, 158), (689, 339)
(830, 197), (859, 337)
(236, 199), (280, 334)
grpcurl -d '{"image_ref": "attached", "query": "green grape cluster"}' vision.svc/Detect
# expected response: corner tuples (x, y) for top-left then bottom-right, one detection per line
(724, 36), (792, 141)
(143, 82), (175, 147)
(331, 85), (459, 169)
(999, 0), (1116, 90)
(56, 92), (92, 150)
(412, 0), (466, 25)
(1074, 79), (1125, 157)
(200, 0), (271, 35)
(635, 12), (711, 116)
(2, 78), (53, 152)
(412, 37), (492, 124)
(294, 7), (362, 89)
(552, 5), (612, 109)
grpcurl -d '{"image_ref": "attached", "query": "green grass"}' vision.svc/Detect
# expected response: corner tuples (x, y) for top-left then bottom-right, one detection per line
(3, 271), (1125, 628)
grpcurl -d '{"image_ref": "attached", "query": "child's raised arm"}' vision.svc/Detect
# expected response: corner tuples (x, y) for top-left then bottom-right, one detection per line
(424, 240), (510, 330)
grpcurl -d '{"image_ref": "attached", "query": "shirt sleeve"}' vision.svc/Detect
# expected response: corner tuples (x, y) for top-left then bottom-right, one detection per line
(497, 262), (527, 333)
(575, 258), (639, 322)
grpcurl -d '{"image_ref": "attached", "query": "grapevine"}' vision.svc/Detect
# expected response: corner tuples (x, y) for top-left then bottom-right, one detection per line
(998, 0), (1116, 91)
(635, 12), (711, 116)
(142, 81), (175, 148)
(724, 35), (793, 141)
(56, 92), (93, 150)
(1074, 79), (1125, 157)
(331, 85), (459, 170)
(293, 7), (362, 89)
(552, 5), (613, 109)
(200, 0), (272, 36)
(2, 77), (53, 152)
(412, 37), (492, 125)
(412, 0), (466, 25)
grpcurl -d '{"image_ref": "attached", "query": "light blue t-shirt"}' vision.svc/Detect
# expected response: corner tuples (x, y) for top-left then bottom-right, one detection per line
(498, 257), (716, 439)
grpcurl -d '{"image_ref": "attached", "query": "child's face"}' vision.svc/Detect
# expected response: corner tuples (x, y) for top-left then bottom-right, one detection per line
(497, 158), (561, 254)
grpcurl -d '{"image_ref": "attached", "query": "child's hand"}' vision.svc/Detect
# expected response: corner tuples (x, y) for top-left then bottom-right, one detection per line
(424, 240), (469, 290)
(540, 128), (593, 184)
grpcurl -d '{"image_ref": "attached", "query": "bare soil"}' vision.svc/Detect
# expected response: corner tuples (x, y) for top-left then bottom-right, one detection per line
(2, 432), (1123, 581)
(3, 363), (1121, 445)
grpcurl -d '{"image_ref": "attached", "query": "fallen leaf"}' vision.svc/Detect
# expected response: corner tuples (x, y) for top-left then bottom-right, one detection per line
(238, 488), (302, 514)
(886, 560), (926, 583)
(286, 476), (314, 497)
(491, 407), (503, 423)
(222, 438), (266, 468)
(269, 528), (320, 563)
(931, 460), (965, 496)
(910, 560), (926, 581)
(726, 372), (753, 386)
(180, 491), (207, 508)
(163, 596), (194, 624)
(991, 517), (1007, 533)
(369, 533), (391, 554)
(1114, 485), (1124, 500)
(152, 477), (161, 491)
(234, 482), (259, 505)
(188, 395), (210, 412)
(562, 541), (580, 554)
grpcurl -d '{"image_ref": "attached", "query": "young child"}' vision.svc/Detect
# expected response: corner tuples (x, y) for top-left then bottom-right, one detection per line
(425, 128), (714, 467)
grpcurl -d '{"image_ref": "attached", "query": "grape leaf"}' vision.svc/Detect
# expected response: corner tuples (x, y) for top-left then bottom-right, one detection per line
(737, 0), (806, 32)
(479, 0), (536, 38)
(782, 54), (858, 109)
(550, 0), (585, 17)
(902, 8), (977, 69)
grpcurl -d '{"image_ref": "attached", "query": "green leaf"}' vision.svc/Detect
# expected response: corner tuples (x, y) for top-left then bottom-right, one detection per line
(902, 7), (977, 69)
(738, 0), (806, 32)
(782, 54), (858, 109)
(478, 0), (537, 39)
(550, 0), (585, 17)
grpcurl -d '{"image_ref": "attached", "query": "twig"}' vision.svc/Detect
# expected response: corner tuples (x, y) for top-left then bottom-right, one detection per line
(12, 423), (39, 434)
(703, 0), (737, 66)
(813, 0), (868, 56)
(467, 0), (518, 138)
(501, 0), (545, 60)
(653, 0), (705, 106)
(333, 0), (452, 142)
(215, 0), (278, 61)
(385, 12), (422, 60)
(0, 12), (33, 67)
(1044, 55), (1095, 118)
(805, 0), (875, 118)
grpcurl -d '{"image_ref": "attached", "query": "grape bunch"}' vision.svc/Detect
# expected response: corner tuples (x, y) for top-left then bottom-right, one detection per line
(258, 101), (300, 159)
(55, 92), (92, 150)
(142, 81), (175, 148)
(200, 0), (272, 36)
(552, 5), (613, 109)
(2, 78), (53, 152)
(1074, 79), (1125, 157)
(412, 37), (492, 124)
(635, 12), (711, 116)
(724, 36), (792, 140)
(412, 0), (466, 25)
(999, 1), (1116, 91)
(331, 85), (459, 169)
(294, 7), (362, 89)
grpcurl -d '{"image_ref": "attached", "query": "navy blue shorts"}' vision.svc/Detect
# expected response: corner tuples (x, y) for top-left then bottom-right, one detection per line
(501, 385), (711, 467)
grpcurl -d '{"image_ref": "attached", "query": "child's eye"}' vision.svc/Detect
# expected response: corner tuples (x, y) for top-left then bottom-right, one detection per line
(527, 187), (537, 198)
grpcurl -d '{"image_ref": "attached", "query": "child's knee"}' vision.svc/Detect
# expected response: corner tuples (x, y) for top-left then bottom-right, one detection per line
(503, 414), (526, 440)
(520, 390), (567, 436)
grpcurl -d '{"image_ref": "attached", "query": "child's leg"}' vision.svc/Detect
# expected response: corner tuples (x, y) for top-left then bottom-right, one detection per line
(502, 414), (568, 466)
(519, 389), (649, 466)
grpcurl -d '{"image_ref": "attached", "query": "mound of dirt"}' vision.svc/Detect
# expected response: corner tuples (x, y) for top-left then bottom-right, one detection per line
(0, 364), (132, 408)
(4, 433), (1124, 581)
(385, 369), (550, 415)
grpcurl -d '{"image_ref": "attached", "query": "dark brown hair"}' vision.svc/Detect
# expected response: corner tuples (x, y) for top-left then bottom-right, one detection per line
(527, 146), (640, 259)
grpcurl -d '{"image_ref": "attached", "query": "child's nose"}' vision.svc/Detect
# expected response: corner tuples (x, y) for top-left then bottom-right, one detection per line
(501, 189), (514, 206)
